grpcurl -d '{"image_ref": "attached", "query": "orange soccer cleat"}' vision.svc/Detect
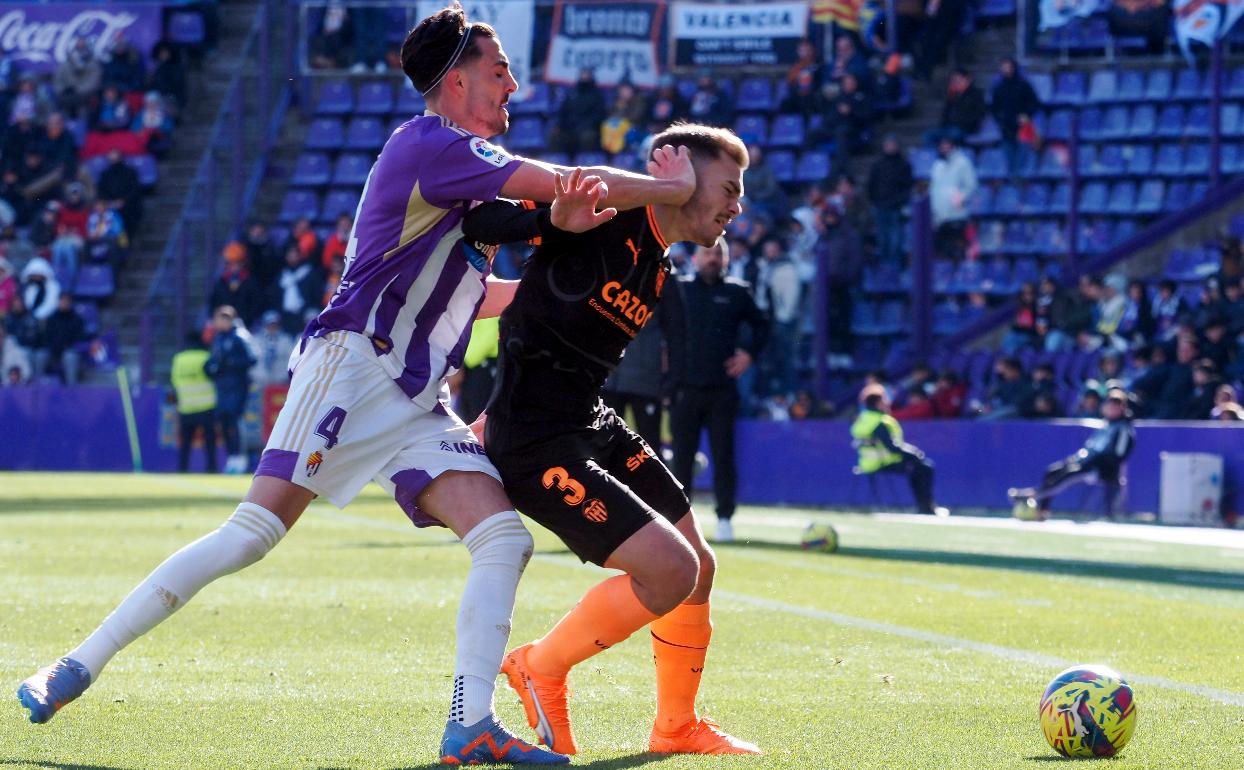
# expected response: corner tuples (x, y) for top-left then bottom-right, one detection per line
(501, 644), (580, 755)
(648, 716), (763, 755)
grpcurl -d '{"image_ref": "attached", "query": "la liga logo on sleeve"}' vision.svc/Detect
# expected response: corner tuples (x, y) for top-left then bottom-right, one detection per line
(469, 137), (513, 168)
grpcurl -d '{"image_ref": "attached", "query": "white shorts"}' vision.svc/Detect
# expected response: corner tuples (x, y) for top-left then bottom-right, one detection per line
(255, 331), (500, 527)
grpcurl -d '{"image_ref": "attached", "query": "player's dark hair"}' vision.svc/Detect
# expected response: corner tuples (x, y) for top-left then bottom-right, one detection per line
(649, 122), (749, 170)
(401, 5), (498, 95)
(864, 393), (885, 410)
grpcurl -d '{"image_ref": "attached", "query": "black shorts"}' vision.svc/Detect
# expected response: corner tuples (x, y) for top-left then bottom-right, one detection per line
(487, 402), (690, 566)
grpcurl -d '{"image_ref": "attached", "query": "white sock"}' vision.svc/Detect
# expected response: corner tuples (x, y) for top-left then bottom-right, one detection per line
(68, 502), (286, 680)
(450, 510), (532, 725)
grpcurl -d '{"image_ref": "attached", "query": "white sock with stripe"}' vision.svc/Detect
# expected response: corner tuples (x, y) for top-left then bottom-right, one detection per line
(450, 510), (533, 725)
(67, 502), (287, 680)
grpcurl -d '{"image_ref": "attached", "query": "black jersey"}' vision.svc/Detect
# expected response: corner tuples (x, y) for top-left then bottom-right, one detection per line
(462, 201), (673, 419)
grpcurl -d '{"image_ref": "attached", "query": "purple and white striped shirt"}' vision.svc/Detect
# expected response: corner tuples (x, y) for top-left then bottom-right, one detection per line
(300, 112), (523, 410)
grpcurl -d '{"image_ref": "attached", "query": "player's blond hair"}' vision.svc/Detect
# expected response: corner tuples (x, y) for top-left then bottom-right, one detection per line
(649, 122), (749, 170)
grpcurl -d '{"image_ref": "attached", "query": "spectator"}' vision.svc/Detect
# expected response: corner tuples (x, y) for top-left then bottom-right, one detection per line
(170, 331), (218, 473)
(242, 221), (280, 292)
(600, 82), (649, 154)
(786, 39), (823, 91)
(93, 85), (133, 132)
(1118, 278), (1155, 344)
(18, 147), (59, 216)
(249, 310), (295, 388)
(1152, 279), (1184, 339)
(1185, 359), (1223, 419)
(1214, 383), (1238, 412)
(931, 369), (966, 416)
(86, 199), (127, 268)
(0, 167), (27, 226)
(867, 134), (913, 266)
(1214, 402), (1244, 420)
(1223, 277), (1244, 333)
(1219, 236), (1244, 286)
(833, 174), (872, 241)
(1152, 335), (1198, 418)
(826, 36), (871, 91)
(892, 388), (936, 419)
(147, 42), (187, 114)
(602, 311), (664, 451)
(648, 74), (688, 128)
(937, 69), (986, 142)
(815, 199), (862, 367)
(40, 112), (80, 187)
(5, 294), (41, 363)
(742, 145), (785, 221)
(350, 7), (389, 74)
(310, 4), (355, 69)
(204, 305), (256, 475)
(133, 92), (174, 156)
(0, 322), (31, 384)
(917, 0), (968, 78)
(929, 136), (977, 261)
(1128, 345), (1167, 415)
(104, 37), (146, 94)
(1071, 385), (1103, 418)
(1009, 389), (1134, 518)
(321, 213), (352, 270)
(758, 237), (802, 398)
(851, 385), (948, 515)
(208, 240), (264, 327)
(1200, 314), (1232, 371)
(991, 58), (1040, 178)
(821, 73), (873, 169)
(550, 68), (606, 156)
(97, 149), (143, 232)
(20, 256), (59, 321)
(0, 256), (17, 315)
(1106, 0), (1171, 54)
(981, 356), (1032, 420)
(1096, 274), (1128, 351)
(1047, 274), (1098, 352)
(285, 217), (322, 266)
(3, 103), (42, 166)
(40, 294), (87, 384)
(54, 38), (102, 121)
(323, 254), (345, 307)
(276, 243), (325, 336)
(688, 71), (735, 128)
(779, 66), (822, 118)
(1030, 392), (1063, 418)
(1002, 281), (1038, 353)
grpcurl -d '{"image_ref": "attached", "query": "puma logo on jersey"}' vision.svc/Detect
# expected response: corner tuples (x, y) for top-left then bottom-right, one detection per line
(601, 281), (651, 326)
(624, 238), (640, 265)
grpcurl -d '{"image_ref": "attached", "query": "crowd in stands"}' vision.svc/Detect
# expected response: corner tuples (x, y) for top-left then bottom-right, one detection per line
(0, 36), (188, 386)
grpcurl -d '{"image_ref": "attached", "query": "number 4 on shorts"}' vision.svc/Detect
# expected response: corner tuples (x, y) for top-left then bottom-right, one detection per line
(314, 406), (348, 449)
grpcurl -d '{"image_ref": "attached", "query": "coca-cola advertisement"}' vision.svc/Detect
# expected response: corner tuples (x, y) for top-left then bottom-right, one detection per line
(0, 4), (165, 74)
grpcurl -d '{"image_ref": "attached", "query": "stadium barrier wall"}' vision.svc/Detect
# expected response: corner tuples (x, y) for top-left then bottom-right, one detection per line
(3, 386), (1240, 517)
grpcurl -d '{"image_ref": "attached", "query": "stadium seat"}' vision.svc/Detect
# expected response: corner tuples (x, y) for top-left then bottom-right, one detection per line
(978, 0), (1015, 18)
(1043, 109), (1074, 142)
(344, 117), (386, 152)
(977, 147), (1007, 181)
(1124, 144), (1152, 175)
(932, 260), (955, 293)
(1228, 67), (1244, 98)
(851, 301), (879, 335)
(795, 150), (831, 182)
(931, 301), (962, 335)
(1222, 104), (1243, 137)
(1154, 144), (1184, 176)
(1099, 106), (1128, 140)
(1013, 257), (1040, 286)
(394, 85), (426, 116)
(331, 153), (372, 187)
(506, 117), (545, 151)
(74, 301), (100, 335)
(1186, 104), (1211, 137)
(982, 257), (1014, 295)
(1174, 68), (1206, 100)
(1075, 144), (1098, 176)
(976, 221), (1005, 255)
(768, 114), (805, 147)
(1086, 70), (1117, 103)
(966, 116), (1001, 146)
(1027, 72), (1054, 104)
(290, 152), (331, 188)
(73, 264), (115, 299)
(1163, 181), (1190, 212)
(767, 150), (797, 182)
(1136, 179), (1164, 214)
(992, 184), (1021, 215)
(1117, 70), (1145, 101)
(1093, 144), (1125, 177)
(1127, 104), (1156, 138)
(1049, 183), (1070, 215)
(572, 151), (608, 167)
(950, 260), (985, 293)
(1106, 182), (1136, 214)
(1156, 105), (1186, 139)
(1079, 182), (1108, 214)
(126, 154), (158, 189)
(320, 189), (360, 223)
(1077, 107), (1103, 141)
(278, 189), (320, 223)
(304, 118), (345, 151)
(733, 115), (768, 145)
(355, 81), (394, 115)
(1020, 183), (1050, 215)
(970, 186), (995, 217)
(1050, 71), (1086, 105)
(1035, 145), (1069, 179)
(1224, 143), (1244, 174)
(315, 80), (354, 115)
(1183, 143), (1210, 176)
(909, 147), (936, 180)
(1144, 69), (1173, 101)
(511, 81), (550, 115)
(167, 10), (206, 46)
(735, 78), (774, 112)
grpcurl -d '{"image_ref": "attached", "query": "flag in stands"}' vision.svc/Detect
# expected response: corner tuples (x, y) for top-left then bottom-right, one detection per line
(1038, 0), (1097, 30)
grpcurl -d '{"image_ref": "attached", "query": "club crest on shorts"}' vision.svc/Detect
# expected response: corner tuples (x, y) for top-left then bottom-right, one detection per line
(582, 498), (608, 523)
(306, 450), (323, 477)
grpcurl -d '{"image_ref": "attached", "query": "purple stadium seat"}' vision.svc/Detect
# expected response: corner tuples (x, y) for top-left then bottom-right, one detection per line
(1099, 106), (1128, 140)
(982, 257), (1014, 295)
(315, 80), (354, 115)
(1020, 183), (1050, 215)
(572, 151), (608, 167)
(1077, 107), (1104, 141)
(1044, 109), (1074, 142)
(83, 155), (109, 183)
(795, 150), (831, 183)
(909, 146), (936, 180)
(1093, 144), (1125, 177)
(1186, 104), (1212, 137)
(1076, 144), (1098, 176)
(1127, 104), (1156, 138)
(1050, 71), (1086, 105)
(1174, 68), (1206, 100)
(356, 81), (394, 115)
(506, 117), (544, 151)
(735, 78), (774, 112)
(1087, 70), (1117, 103)
(290, 153), (331, 187)
(394, 85), (426, 116)
(851, 301), (879, 335)
(767, 150), (796, 182)
(1049, 183), (1070, 215)
(305, 118), (345, 151)
(932, 302), (961, 336)
(1225, 143), (1244, 174)
(1106, 182), (1136, 214)
(73, 264), (115, 299)
(167, 11), (206, 46)
(1136, 179), (1165, 214)
(992, 183), (1021, 215)
(1036, 145), (1069, 179)
(1124, 144), (1152, 175)
(950, 260), (985, 294)
(344, 117), (386, 151)
(768, 114), (805, 147)
(1229, 67), (1244, 99)
(278, 189), (320, 223)
(1117, 70), (1145, 101)
(1222, 104), (1243, 137)
(977, 221), (1005, 255)
(1079, 182), (1108, 214)
(977, 147), (1007, 180)
(321, 189), (360, 222)
(126, 154), (158, 189)
(978, 0), (1015, 17)
(1028, 72), (1054, 104)
(1183, 143), (1210, 176)
(332, 153), (372, 187)
(966, 116), (1001, 146)
(1007, 220), (1038, 254)
(1163, 181), (1190, 212)
(511, 82), (550, 115)
(74, 301), (100, 335)
(1145, 69), (1173, 101)
(971, 186), (994, 216)
(1013, 257), (1040, 286)
(541, 152), (570, 166)
(932, 260), (955, 293)
(1154, 144), (1184, 176)
(1156, 105), (1185, 139)
(733, 115), (768, 145)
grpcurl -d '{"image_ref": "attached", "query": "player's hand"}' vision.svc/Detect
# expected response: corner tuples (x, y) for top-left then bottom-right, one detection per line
(648, 144), (696, 204)
(469, 413), (487, 446)
(550, 167), (617, 233)
(725, 349), (752, 379)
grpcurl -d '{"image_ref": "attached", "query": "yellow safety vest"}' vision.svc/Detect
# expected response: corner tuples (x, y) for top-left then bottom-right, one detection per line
(850, 409), (902, 473)
(171, 349), (217, 415)
(464, 317), (499, 370)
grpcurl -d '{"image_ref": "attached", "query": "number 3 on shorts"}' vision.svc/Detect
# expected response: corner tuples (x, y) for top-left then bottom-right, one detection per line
(314, 406), (348, 450)
(542, 466), (586, 506)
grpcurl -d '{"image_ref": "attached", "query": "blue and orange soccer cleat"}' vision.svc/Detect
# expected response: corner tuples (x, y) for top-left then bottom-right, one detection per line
(16, 657), (92, 724)
(439, 715), (570, 765)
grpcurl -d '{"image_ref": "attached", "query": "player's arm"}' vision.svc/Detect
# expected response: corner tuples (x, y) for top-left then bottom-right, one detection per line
(477, 277), (518, 319)
(500, 145), (695, 210)
(464, 169), (616, 246)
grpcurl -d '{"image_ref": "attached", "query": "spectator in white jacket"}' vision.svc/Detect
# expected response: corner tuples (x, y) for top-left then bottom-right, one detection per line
(929, 136), (977, 261)
(758, 237), (803, 398)
(21, 256), (60, 321)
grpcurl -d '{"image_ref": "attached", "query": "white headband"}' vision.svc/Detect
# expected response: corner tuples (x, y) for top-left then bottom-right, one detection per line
(422, 26), (473, 94)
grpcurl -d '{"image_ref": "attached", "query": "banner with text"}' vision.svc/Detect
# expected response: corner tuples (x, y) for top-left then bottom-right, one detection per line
(545, 1), (665, 88)
(0, 4), (165, 74)
(670, 1), (809, 69)
(417, 0), (534, 97)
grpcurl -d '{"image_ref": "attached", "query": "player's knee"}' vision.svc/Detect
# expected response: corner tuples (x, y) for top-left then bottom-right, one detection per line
(660, 549), (700, 613)
(695, 543), (717, 590)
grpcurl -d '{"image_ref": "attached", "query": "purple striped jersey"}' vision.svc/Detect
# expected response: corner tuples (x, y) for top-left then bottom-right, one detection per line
(301, 112), (524, 409)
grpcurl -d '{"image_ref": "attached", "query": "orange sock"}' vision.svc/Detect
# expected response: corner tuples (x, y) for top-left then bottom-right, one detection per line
(650, 601), (713, 734)
(527, 574), (659, 679)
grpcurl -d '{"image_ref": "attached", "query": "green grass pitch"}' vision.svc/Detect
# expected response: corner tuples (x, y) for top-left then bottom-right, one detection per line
(3, 472), (1244, 769)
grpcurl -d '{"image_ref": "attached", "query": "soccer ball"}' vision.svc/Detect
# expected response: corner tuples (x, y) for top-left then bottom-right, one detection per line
(1039, 664), (1137, 758)
(800, 522), (838, 553)
(1012, 497), (1040, 521)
